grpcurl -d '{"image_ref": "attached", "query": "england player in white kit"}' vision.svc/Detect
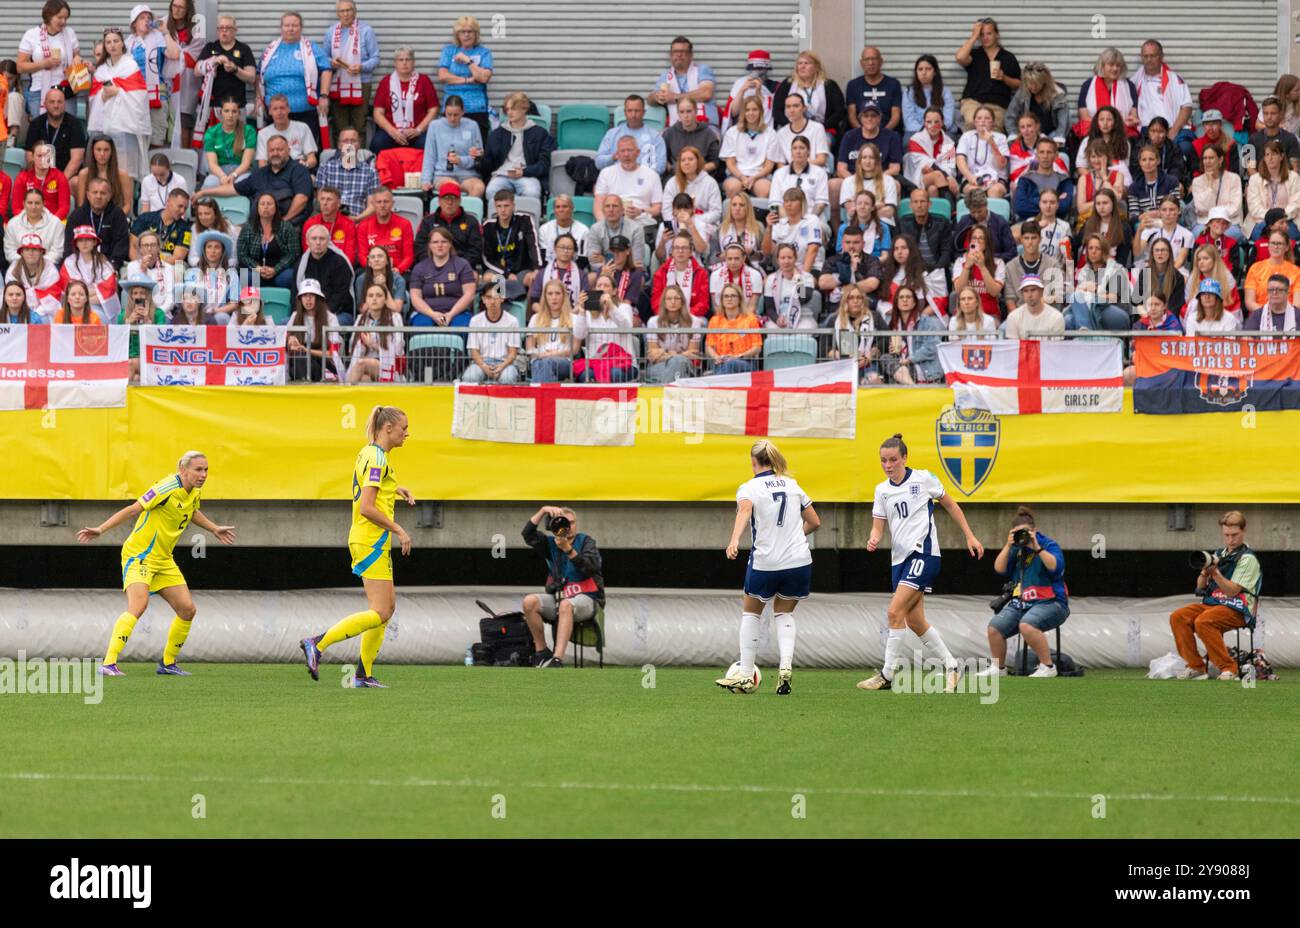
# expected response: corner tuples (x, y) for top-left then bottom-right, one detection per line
(718, 440), (821, 695)
(859, 433), (984, 693)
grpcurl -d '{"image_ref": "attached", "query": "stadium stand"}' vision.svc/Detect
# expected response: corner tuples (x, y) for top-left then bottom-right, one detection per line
(0, 1), (1295, 384)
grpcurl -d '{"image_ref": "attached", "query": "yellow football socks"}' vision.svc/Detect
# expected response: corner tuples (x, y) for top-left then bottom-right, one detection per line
(359, 622), (388, 677)
(317, 610), (383, 652)
(162, 616), (192, 665)
(104, 612), (138, 665)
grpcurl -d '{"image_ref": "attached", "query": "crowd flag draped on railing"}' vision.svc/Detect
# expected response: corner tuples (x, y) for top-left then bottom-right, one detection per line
(1133, 336), (1300, 413)
(141, 326), (288, 386)
(452, 382), (640, 446)
(661, 359), (858, 438)
(0, 324), (129, 409)
(937, 339), (1123, 414)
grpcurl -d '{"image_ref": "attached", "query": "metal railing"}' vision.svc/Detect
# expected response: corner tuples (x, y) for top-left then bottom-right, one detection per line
(295, 324), (1300, 385)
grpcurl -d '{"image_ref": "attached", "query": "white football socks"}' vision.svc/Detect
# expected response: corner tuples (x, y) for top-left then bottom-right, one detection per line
(775, 613), (796, 671)
(738, 612), (762, 675)
(882, 627), (905, 681)
(920, 626), (957, 670)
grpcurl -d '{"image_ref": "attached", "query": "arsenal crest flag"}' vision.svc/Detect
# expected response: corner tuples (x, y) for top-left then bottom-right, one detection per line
(1133, 337), (1300, 413)
(937, 339), (1122, 414)
(0, 324), (129, 409)
(661, 359), (857, 439)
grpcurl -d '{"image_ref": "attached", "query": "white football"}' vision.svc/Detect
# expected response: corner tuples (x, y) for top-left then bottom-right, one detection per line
(726, 661), (761, 691)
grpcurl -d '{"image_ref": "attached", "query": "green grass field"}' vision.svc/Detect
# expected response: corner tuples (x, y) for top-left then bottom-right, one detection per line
(2, 664), (1297, 838)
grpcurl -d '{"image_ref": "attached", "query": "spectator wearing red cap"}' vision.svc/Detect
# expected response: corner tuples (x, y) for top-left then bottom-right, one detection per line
(414, 181), (483, 270)
(62, 225), (116, 316)
(230, 286), (273, 328)
(4, 233), (63, 320)
(721, 50), (777, 132)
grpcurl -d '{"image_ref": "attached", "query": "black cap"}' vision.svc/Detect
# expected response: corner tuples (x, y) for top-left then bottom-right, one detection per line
(609, 235), (632, 251)
(1264, 207), (1288, 229)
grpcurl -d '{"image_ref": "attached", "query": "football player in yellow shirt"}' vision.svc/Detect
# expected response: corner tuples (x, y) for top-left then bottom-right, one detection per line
(301, 405), (415, 688)
(77, 451), (237, 677)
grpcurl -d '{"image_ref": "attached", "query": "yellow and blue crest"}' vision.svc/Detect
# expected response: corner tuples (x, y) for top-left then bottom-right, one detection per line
(935, 405), (999, 496)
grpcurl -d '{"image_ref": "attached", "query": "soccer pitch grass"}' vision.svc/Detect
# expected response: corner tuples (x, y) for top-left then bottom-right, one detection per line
(2, 665), (1296, 838)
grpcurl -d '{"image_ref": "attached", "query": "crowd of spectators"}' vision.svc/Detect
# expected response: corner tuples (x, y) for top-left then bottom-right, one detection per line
(2, 4), (1297, 385)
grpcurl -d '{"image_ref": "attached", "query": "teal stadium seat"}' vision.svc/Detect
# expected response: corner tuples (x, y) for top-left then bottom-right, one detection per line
(763, 334), (817, 369)
(260, 287), (293, 324)
(210, 195), (250, 226)
(528, 102), (553, 133)
(557, 104), (611, 151)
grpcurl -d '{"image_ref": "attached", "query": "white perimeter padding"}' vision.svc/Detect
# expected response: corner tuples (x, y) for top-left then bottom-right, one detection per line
(1, 587), (1296, 668)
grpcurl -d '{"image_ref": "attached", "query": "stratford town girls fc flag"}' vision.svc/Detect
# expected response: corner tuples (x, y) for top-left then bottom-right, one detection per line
(937, 339), (1123, 414)
(0, 324), (129, 409)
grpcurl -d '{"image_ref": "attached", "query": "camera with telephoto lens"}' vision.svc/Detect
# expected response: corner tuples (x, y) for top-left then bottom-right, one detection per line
(1189, 550), (1220, 571)
(544, 513), (571, 535)
(989, 580), (1015, 613)
(1012, 527), (1033, 548)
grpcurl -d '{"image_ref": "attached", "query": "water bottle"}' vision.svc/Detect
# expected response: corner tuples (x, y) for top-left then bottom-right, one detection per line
(464, 645), (474, 666)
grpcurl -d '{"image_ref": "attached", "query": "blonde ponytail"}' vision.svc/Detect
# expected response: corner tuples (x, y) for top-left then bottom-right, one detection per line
(750, 439), (789, 476)
(365, 405), (405, 444)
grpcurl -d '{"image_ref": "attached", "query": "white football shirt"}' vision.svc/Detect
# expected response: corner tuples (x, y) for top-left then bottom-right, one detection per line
(737, 471), (813, 571)
(872, 467), (944, 565)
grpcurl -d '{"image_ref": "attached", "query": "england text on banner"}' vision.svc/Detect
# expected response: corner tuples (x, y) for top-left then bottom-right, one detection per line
(1133, 336), (1300, 413)
(0, 324), (129, 410)
(660, 358), (857, 438)
(452, 382), (640, 446)
(141, 325), (288, 386)
(937, 339), (1123, 414)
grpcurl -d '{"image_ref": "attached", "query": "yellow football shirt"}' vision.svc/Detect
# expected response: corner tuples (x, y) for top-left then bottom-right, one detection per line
(349, 444), (397, 547)
(121, 473), (202, 564)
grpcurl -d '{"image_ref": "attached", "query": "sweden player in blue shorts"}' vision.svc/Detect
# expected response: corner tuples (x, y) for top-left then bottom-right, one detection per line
(717, 440), (821, 695)
(859, 433), (984, 693)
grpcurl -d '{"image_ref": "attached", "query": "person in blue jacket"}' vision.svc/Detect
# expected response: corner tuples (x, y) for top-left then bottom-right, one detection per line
(981, 506), (1068, 677)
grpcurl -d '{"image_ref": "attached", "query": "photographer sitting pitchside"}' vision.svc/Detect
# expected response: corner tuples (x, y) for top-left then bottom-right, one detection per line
(980, 506), (1067, 677)
(521, 506), (604, 669)
(1169, 511), (1261, 680)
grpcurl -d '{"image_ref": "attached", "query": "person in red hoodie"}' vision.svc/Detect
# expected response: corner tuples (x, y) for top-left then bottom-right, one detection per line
(301, 186), (358, 264)
(11, 141), (71, 219)
(0, 170), (12, 222)
(652, 231), (710, 317)
(355, 186), (415, 274)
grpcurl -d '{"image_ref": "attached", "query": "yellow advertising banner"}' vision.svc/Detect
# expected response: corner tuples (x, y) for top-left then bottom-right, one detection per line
(1, 386), (1289, 502)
